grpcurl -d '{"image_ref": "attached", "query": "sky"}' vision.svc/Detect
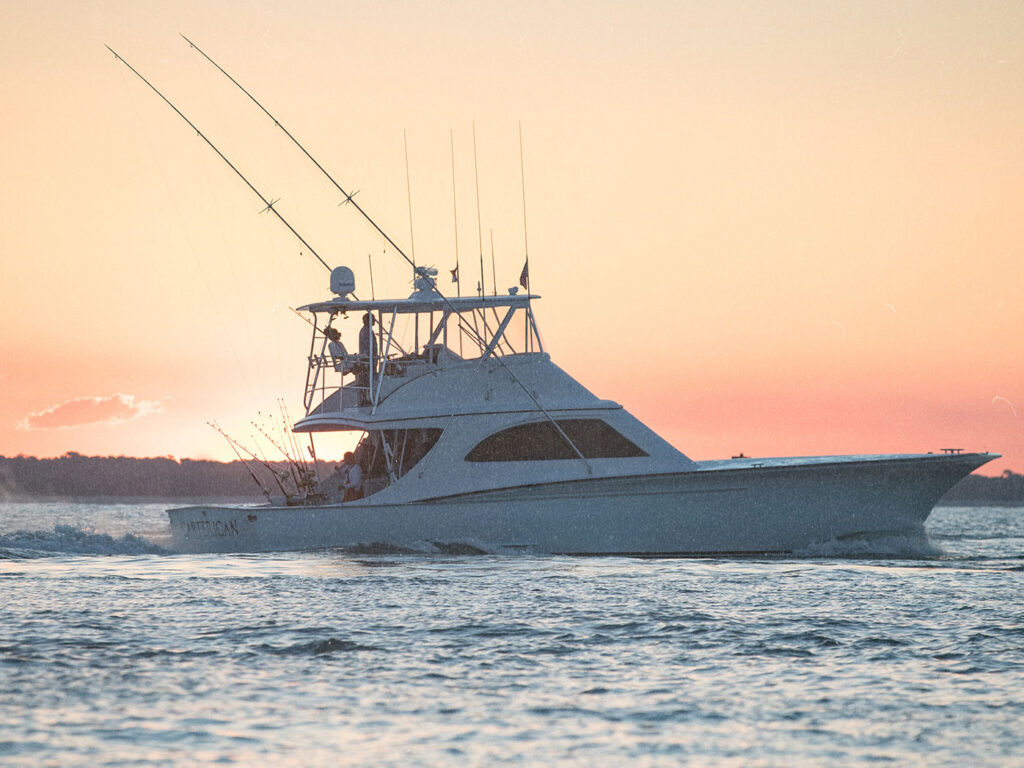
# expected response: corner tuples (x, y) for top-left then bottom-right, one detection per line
(1, 0), (1022, 473)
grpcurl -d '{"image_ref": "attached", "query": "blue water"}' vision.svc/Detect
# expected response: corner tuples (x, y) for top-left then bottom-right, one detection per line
(1, 503), (1022, 766)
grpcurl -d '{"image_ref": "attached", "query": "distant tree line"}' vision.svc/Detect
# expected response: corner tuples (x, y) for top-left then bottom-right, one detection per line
(0, 453), (338, 500)
(938, 470), (1024, 506)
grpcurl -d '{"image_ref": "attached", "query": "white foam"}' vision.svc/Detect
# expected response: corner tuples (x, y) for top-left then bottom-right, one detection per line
(0, 524), (168, 556)
(795, 530), (944, 559)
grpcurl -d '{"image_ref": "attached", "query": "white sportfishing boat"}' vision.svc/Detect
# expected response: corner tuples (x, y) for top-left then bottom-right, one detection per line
(106, 41), (997, 556)
(167, 264), (996, 554)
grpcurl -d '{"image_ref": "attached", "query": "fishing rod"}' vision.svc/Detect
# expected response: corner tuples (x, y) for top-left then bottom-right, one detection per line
(251, 416), (305, 490)
(282, 397), (322, 487)
(106, 46), (332, 273)
(208, 421), (285, 498)
(182, 35), (420, 275)
(212, 421), (295, 498)
(210, 424), (271, 499)
(278, 398), (309, 478)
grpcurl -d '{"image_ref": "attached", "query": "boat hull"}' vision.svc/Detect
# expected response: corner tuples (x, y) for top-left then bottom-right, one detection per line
(167, 453), (993, 555)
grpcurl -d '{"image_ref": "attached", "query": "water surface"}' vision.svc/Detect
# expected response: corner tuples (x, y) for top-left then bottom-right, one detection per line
(1, 503), (1022, 766)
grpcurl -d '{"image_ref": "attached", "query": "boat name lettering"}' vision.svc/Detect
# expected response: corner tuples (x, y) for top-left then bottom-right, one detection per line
(183, 518), (240, 537)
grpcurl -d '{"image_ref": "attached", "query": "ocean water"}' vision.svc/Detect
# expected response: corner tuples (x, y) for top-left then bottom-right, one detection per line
(1, 503), (1022, 766)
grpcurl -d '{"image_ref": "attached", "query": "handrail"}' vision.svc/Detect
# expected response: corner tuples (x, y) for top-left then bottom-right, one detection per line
(371, 310), (398, 414)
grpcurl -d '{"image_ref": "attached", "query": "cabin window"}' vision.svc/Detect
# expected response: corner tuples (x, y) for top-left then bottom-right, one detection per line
(357, 428), (443, 480)
(465, 419), (647, 462)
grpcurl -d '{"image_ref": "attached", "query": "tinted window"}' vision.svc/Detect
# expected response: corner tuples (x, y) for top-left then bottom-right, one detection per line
(357, 428), (443, 479)
(466, 419), (647, 462)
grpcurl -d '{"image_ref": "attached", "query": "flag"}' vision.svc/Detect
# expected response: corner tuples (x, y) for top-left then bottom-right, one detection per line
(450, 265), (458, 283)
(519, 261), (529, 289)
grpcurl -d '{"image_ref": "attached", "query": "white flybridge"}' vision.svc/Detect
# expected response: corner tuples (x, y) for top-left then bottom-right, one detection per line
(104, 39), (996, 555)
(167, 267), (997, 555)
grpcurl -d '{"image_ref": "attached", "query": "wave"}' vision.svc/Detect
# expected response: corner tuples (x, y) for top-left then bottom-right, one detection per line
(332, 539), (492, 556)
(0, 524), (168, 557)
(259, 637), (379, 655)
(795, 530), (944, 558)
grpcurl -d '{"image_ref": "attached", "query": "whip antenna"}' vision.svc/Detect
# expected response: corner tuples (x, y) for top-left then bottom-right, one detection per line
(490, 229), (497, 296)
(472, 121), (485, 297)
(367, 252), (376, 300)
(181, 35), (420, 276)
(449, 129), (461, 299)
(404, 129), (417, 271)
(519, 121), (531, 292)
(106, 46), (331, 272)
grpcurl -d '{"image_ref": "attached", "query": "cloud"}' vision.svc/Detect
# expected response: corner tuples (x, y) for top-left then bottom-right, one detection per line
(18, 394), (169, 431)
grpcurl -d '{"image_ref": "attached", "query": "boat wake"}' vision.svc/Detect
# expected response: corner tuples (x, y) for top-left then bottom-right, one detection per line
(795, 530), (944, 559)
(334, 535), (947, 559)
(0, 525), (169, 558)
(333, 539), (494, 556)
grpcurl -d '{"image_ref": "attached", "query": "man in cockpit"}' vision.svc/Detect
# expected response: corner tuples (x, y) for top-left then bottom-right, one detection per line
(340, 451), (363, 502)
(355, 313), (377, 405)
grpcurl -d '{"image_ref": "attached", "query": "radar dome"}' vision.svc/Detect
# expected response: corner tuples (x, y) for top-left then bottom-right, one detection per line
(330, 266), (356, 297)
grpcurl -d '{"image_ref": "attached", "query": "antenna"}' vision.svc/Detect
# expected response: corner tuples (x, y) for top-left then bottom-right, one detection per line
(181, 35), (419, 275)
(107, 46), (332, 272)
(519, 121), (531, 292)
(403, 129), (417, 274)
(449, 129), (461, 299)
(450, 128), (465, 359)
(490, 229), (497, 296)
(367, 252), (376, 300)
(472, 121), (485, 298)
(519, 121), (533, 352)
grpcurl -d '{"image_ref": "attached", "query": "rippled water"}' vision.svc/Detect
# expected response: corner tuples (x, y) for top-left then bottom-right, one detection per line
(1, 502), (1022, 766)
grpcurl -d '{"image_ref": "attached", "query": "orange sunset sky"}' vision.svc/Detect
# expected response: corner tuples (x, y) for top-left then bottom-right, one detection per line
(1, 1), (1022, 474)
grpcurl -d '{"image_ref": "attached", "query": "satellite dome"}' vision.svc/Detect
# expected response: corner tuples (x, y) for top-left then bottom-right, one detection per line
(330, 266), (356, 297)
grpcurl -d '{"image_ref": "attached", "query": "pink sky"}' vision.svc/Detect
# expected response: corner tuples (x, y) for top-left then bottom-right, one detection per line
(1, 1), (1022, 474)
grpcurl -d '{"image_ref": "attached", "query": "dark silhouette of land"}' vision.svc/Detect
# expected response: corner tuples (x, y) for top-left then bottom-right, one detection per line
(0, 453), (1021, 504)
(0, 453), (339, 500)
(941, 470), (1024, 505)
